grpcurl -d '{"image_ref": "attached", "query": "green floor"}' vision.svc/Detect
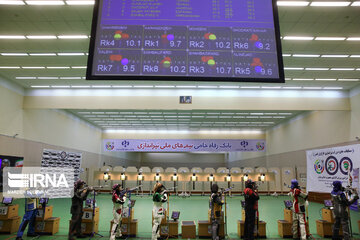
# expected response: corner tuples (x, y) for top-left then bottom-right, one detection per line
(2, 195), (360, 239)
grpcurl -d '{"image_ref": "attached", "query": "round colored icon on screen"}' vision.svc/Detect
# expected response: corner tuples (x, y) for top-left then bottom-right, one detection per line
(121, 58), (129, 65)
(160, 57), (172, 68)
(204, 33), (216, 40)
(249, 34), (259, 42)
(314, 159), (324, 174)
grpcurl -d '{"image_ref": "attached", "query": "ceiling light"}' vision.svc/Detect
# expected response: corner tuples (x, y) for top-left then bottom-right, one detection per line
(58, 35), (88, 39)
(47, 66), (70, 69)
(347, 37), (360, 41)
(240, 86), (260, 89)
(65, 0), (94, 4)
(71, 85), (91, 88)
(1, 53), (28, 56)
(92, 85), (111, 88)
(219, 86), (239, 88)
(283, 36), (314, 40)
(277, 1), (309, 6)
(0, 35), (26, 39)
(284, 67), (304, 70)
(350, 55), (360, 58)
(303, 87), (322, 90)
(351, 1), (360, 6)
(60, 77), (82, 79)
(112, 85), (132, 88)
(310, 1), (350, 6)
(38, 77), (58, 79)
(26, 0), (65, 5)
(197, 86), (218, 88)
(321, 55), (349, 58)
(16, 76), (36, 79)
(315, 37), (346, 41)
(261, 86), (281, 89)
(292, 54), (320, 57)
(0, 0), (25, 5)
(282, 87), (302, 89)
(57, 53), (84, 56)
(282, 54), (291, 57)
(285, 78), (292, 80)
(315, 78), (336, 81)
(154, 85), (175, 88)
(338, 79), (359, 81)
(133, 85), (153, 88)
(0, 66), (20, 69)
(51, 85), (70, 88)
(175, 85), (196, 88)
(331, 68), (354, 71)
(29, 53), (56, 56)
(22, 66), (45, 69)
(26, 35), (57, 39)
(323, 87), (343, 90)
(293, 78), (313, 81)
(71, 66), (87, 69)
(305, 68), (329, 70)
(30, 85), (50, 88)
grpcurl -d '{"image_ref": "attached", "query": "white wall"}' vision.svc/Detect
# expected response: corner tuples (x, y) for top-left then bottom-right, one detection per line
(350, 91), (360, 140)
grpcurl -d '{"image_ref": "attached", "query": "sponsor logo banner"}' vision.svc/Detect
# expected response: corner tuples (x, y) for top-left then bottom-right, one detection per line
(306, 144), (360, 193)
(104, 139), (266, 152)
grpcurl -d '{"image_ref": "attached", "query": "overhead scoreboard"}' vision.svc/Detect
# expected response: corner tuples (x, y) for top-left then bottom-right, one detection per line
(87, 0), (284, 83)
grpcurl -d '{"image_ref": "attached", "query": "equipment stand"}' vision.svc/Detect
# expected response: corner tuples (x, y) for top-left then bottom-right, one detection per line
(89, 190), (103, 239)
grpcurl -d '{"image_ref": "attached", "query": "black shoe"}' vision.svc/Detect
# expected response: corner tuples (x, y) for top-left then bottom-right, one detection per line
(27, 233), (39, 237)
(76, 234), (88, 238)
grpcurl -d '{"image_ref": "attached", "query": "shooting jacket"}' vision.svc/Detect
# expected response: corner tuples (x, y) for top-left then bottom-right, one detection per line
(71, 188), (89, 215)
(331, 190), (357, 218)
(244, 188), (259, 211)
(209, 193), (224, 219)
(289, 188), (307, 213)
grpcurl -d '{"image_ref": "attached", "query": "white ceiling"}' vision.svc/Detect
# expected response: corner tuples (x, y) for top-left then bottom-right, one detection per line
(68, 109), (304, 130)
(0, 2), (359, 89)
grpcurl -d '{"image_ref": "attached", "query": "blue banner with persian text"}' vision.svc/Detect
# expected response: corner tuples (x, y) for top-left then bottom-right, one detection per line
(104, 139), (266, 152)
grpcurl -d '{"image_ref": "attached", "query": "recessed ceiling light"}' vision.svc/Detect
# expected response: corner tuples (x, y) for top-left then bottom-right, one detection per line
(350, 55), (360, 58)
(154, 85), (175, 88)
(292, 78), (313, 81)
(31, 85), (50, 88)
(315, 37), (346, 41)
(58, 35), (88, 39)
(282, 54), (291, 57)
(277, 1), (309, 6)
(0, 66), (20, 69)
(175, 85), (196, 88)
(261, 86), (282, 88)
(292, 54), (320, 57)
(60, 77), (82, 79)
(347, 37), (360, 41)
(282, 87), (302, 89)
(51, 85), (70, 88)
(71, 85), (91, 88)
(29, 53), (56, 56)
(1, 53), (28, 56)
(92, 85), (111, 88)
(71, 66), (87, 69)
(285, 78), (292, 80)
(38, 77), (59, 79)
(0, 35), (26, 39)
(26, 35), (57, 39)
(283, 36), (314, 40)
(351, 1), (360, 6)
(112, 85), (132, 88)
(240, 86), (260, 89)
(22, 66), (45, 69)
(219, 86), (239, 88)
(338, 79), (359, 81)
(305, 68), (329, 70)
(0, 0), (25, 4)
(284, 67), (304, 70)
(65, 0), (94, 4)
(198, 86), (218, 88)
(321, 55), (349, 58)
(47, 66), (70, 69)
(133, 85), (153, 88)
(310, 1), (350, 6)
(57, 53), (84, 56)
(16, 76), (36, 79)
(331, 68), (354, 71)
(315, 78), (337, 81)
(303, 87), (322, 90)
(26, 0), (64, 5)
(323, 87), (343, 90)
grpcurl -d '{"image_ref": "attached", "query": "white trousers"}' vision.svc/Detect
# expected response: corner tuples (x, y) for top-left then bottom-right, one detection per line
(152, 204), (165, 240)
(110, 207), (122, 240)
(292, 212), (306, 240)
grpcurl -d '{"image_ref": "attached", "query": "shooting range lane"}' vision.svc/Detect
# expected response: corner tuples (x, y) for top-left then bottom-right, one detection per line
(9, 195), (360, 239)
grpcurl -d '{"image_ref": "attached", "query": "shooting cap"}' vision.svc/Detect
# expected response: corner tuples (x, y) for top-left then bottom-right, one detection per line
(291, 179), (299, 189)
(112, 183), (121, 191)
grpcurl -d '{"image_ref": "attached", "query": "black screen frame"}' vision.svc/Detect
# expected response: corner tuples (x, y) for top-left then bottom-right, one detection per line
(86, 0), (284, 83)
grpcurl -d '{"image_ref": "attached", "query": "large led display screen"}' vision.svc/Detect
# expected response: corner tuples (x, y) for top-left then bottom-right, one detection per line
(87, 0), (284, 82)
